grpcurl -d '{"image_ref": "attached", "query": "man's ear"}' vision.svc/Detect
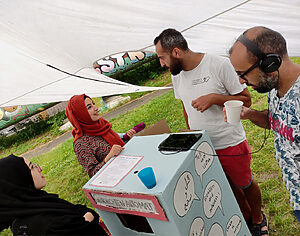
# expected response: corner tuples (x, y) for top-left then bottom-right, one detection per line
(172, 47), (181, 58)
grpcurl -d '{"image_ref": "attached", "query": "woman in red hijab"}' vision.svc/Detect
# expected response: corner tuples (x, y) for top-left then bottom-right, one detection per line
(65, 94), (142, 178)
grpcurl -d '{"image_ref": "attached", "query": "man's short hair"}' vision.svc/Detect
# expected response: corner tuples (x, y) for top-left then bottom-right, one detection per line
(154, 28), (188, 52)
(229, 27), (287, 63)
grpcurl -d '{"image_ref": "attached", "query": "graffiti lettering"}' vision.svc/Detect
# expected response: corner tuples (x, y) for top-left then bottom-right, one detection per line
(95, 51), (153, 75)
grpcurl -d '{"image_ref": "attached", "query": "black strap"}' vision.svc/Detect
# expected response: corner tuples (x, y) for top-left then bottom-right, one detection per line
(237, 35), (266, 59)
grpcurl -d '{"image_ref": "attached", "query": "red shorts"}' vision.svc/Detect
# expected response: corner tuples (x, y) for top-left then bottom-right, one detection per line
(216, 140), (252, 188)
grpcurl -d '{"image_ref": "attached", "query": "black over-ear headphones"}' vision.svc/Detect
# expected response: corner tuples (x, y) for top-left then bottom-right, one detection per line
(237, 35), (282, 73)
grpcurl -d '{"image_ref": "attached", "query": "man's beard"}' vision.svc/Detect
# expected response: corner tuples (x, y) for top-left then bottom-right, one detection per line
(169, 56), (183, 75)
(256, 70), (279, 93)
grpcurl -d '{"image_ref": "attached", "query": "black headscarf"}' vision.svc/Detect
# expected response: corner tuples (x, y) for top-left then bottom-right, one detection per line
(0, 154), (106, 235)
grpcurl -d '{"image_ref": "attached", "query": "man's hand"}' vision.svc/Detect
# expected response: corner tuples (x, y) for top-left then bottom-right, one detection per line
(191, 94), (215, 112)
(223, 106), (250, 122)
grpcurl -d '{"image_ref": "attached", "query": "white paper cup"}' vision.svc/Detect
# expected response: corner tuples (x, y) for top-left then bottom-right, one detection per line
(224, 100), (243, 124)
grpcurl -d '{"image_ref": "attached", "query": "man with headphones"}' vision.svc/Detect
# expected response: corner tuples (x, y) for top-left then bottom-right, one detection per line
(229, 26), (300, 229)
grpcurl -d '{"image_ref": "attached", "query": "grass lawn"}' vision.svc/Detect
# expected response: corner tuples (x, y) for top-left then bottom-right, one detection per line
(1, 58), (300, 235)
(2, 89), (300, 235)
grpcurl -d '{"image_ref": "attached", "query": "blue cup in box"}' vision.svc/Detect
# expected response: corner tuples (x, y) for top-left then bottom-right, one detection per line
(137, 167), (156, 189)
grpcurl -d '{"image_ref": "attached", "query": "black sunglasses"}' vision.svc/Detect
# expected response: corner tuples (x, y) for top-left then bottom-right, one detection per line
(236, 61), (260, 82)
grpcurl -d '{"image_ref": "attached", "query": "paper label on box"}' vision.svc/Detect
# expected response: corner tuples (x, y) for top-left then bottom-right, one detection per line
(91, 193), (158, 214)
(89, 155), (143, 188)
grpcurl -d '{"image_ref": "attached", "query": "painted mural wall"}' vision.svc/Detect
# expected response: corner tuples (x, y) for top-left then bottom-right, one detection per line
(0, 103), (52, 131)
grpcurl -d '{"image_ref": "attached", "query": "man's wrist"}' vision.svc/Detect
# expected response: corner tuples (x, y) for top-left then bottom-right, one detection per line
(245, 108), (255, 120)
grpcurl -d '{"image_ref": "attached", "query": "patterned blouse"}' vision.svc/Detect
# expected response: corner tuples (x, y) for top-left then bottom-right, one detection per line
(268, 75), (300, 210)
(73, 133), (111, 178)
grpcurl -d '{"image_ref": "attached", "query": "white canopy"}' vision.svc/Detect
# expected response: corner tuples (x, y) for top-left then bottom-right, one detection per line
(1, 0), (299, 106)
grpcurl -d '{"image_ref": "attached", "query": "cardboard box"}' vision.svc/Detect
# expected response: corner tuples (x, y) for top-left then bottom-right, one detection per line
(83, 124), (251, 235)
(135, 119), (171, 136)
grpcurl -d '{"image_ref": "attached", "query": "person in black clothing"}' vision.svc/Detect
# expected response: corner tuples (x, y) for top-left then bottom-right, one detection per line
(0, 154), (108, 235)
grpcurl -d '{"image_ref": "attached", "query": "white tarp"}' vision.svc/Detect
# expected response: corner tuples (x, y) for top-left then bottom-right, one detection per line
(0, 0), (299, 106)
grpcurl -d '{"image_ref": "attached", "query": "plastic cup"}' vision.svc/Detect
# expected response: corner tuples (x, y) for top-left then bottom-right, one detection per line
(224, 100), (243, 124)
(137, 167), (156, 189)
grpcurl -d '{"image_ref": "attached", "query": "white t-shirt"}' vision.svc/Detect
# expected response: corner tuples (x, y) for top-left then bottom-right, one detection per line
(172, 53), (246, 150)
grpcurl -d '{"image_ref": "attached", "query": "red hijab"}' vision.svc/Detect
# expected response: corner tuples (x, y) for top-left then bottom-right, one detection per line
(65, 94), (125, 147)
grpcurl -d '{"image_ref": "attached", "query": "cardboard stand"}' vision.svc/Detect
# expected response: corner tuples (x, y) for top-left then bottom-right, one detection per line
(83, 120), (251, 236)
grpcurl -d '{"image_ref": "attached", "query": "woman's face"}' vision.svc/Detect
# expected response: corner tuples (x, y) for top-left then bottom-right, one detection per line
(85, 97), (101, 121)
(24, 158), (46, 190)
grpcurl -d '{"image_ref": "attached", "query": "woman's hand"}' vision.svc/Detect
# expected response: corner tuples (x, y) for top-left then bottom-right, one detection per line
(104, 145), (124, 163)
(125, 129), (136, 139)
(83, 212), (94, 222)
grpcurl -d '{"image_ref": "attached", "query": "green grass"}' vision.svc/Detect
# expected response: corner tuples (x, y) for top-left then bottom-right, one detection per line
(0, 131), (59, 157)
(291, 57), (300, 64)
(2, 89), (299, 236)
(0, 112), (67, 158)
(1, 59), (300, 235)
(110, 70), (172, 103)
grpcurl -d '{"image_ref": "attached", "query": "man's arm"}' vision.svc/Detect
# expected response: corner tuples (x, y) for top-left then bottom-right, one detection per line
(241, 107), (270, 129)
(182, 101), (190, 129)
(234, 87), (251, 107)
(191, 87), (251, 112)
